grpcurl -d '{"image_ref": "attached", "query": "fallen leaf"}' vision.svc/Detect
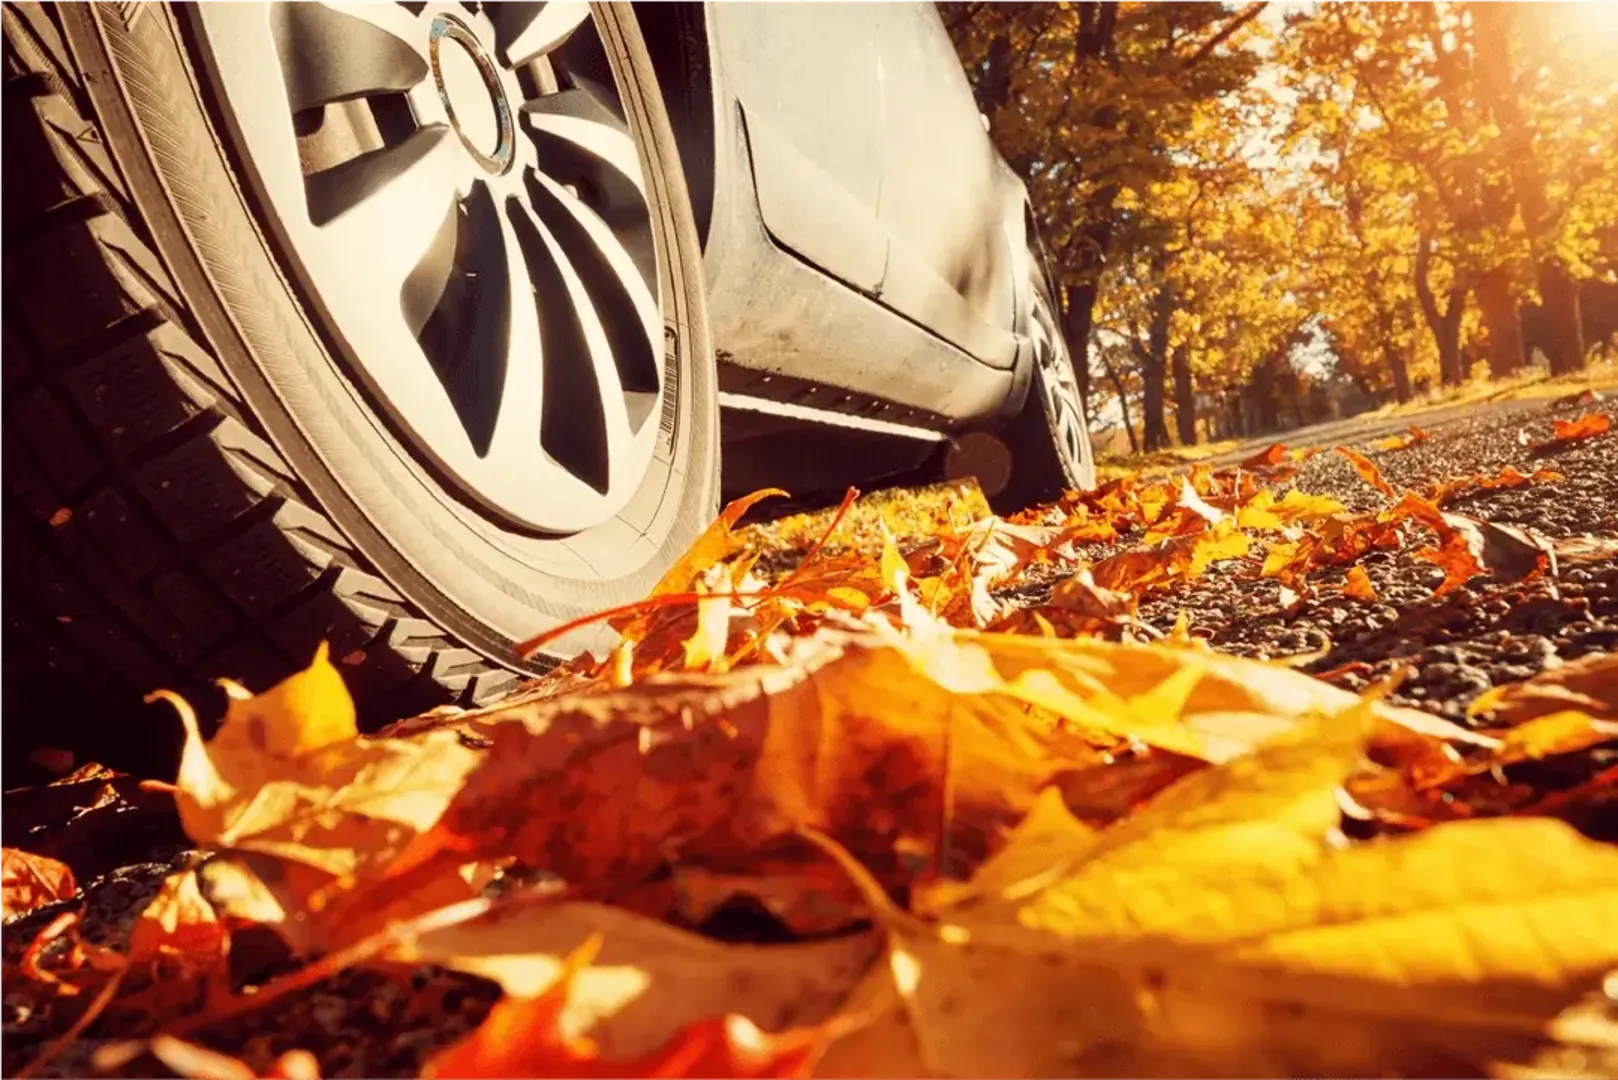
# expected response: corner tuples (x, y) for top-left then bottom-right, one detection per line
(649, 489), (788, 601)
(1370, 425), (1430, 453)
(390, 899), (877, 1062)
(1381, 494), (1551, 593)
(385, 634), (1056, 896)
(1555, 534), (1618, 568)
(153, 648), (484, 949)
(1491, 711), (1618, 766)
(1047, 569), (1135, 625)
(1467, 652), (1618, 726)
(1239, 443), (1288, 470)
(1530, 411), (1611, 455)
(2, 849), (76, 919)
(423, 933), (827, 1080)
(1336, 446), (1398, 498)
(1343, 565), (1378, 601)
(129, 870), (226, 965)
(827, 707), (1618, 1078)
(1184, 520), (1251, 577)
(93, 1036), (320, 1080)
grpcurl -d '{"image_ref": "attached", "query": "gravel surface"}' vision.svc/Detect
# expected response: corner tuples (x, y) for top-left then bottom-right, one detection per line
(4, 395), (1614, 1077)
(1131, 400), (1617, 729)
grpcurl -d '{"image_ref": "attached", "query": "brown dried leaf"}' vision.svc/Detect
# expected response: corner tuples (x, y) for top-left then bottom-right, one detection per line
(1555, 534), (1618, 568)
(2, 848), (76, 919)
(1238, 443), (1288, 470)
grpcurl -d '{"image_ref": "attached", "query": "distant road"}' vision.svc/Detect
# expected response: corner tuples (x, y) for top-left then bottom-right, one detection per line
(1200, 393), (1589, 468)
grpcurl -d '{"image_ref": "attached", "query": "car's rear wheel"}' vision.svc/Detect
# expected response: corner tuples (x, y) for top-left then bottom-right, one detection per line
(1, 1), (718, 773)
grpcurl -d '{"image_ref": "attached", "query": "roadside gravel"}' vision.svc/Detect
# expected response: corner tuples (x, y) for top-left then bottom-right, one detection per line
(1131, 399), (1617, 729)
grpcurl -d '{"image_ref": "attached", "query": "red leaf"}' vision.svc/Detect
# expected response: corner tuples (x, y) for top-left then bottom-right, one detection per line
(1238, 443), (1288, 470)
(1530, 411), (1611, 455)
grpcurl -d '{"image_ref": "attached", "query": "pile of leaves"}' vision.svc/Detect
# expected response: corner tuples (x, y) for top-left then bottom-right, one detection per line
(4, 420), (1617, 1079)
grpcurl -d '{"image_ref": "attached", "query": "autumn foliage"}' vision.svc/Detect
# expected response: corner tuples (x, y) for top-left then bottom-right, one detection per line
(6, 423), (1616, 1079)
(941, 2), (1618, 450)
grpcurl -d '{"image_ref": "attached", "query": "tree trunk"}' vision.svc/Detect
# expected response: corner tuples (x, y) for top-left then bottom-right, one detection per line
(1171, 345), (1196, 445)
(1382, 343), (1412, 404)
(1414, 234), (1469, 386)
(1140, 280), (1173, 452)
(1063, 281), (1095, 423)
(1439, 285), (1467, 384)
(1472, 2), (1586, 375)
(1537, 262), (1587, 376)
(1476, 267), (1525, 378)
(1101, 354), (1138, 453)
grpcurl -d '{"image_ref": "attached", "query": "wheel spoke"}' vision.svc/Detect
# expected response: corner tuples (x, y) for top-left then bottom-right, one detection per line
(412, 187), (511, 456)
(401, 204), (460, 337)
(520, 90), (644, 196)
(490, 1), (591, 68)
(272, 2), (428, 114)
(305, 125), (466, 306)
(524, 169), (660, 401)
(478, 201), (605, 509)
(504, 199), (641, 495)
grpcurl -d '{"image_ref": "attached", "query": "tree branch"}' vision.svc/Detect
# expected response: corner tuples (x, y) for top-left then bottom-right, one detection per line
(1181, 1), (1267, 70)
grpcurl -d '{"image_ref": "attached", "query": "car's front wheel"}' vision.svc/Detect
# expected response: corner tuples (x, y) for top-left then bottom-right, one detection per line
(1, 1), (718, 770)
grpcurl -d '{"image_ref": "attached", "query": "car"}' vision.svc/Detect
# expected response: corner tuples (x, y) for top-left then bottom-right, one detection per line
(1, 1), (1094, 763)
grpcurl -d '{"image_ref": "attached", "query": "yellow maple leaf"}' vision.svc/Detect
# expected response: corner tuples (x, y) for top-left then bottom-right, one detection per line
(151, 647), (483, 949)
(821, 707), (1618, 1078)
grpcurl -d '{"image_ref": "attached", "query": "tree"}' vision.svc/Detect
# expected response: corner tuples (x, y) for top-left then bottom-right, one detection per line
(944, 1), (1271, 445)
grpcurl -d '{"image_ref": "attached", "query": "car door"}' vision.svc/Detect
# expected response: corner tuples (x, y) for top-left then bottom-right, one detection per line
(871, 3), (1019, 368)
(705, 3), (889, 293)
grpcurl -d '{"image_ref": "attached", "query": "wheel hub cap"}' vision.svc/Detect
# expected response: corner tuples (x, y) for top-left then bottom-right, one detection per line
(190, 2), (667, 535)
(429, 13), (513, 174)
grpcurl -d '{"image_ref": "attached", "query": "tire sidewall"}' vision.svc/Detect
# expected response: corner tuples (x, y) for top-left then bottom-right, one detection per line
(1027, 274), (1096, 493)
(71, 3), (720, 666)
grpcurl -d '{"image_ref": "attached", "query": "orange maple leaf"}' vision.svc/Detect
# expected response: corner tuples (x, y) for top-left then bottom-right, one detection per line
(1530, 411), (1611, 455)
(1238, 443), (1288, 469)
(1343, 566), (1378, 602)
(1336, 446), (1398, 498)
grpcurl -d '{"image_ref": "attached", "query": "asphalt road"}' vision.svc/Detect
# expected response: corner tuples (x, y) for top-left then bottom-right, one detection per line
(1200, 390), (1603, 468)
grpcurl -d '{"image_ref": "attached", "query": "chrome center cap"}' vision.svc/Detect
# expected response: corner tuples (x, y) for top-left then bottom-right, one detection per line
(429, 13), (515, 174)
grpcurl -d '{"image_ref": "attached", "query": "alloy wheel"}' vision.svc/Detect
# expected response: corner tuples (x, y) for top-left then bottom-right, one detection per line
(1028, 283), (1091, 483)
(191, 1), (670, 533)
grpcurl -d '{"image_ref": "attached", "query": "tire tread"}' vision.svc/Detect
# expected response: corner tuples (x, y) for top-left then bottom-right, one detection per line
(1, 1), (505, 768)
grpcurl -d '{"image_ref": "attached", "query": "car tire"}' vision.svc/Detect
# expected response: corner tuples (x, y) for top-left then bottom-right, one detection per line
(1, 1), (718, 775)
(992, 268), (1097, 512)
